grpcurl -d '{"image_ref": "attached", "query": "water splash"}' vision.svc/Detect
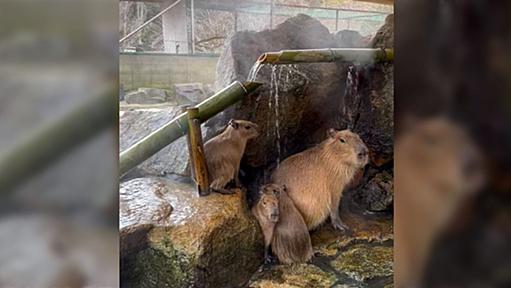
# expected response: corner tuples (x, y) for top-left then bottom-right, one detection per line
(274, 66), (283, 166)
(247, 61), (264, 81)
(344, 64), (359, 130)
(269, 65), (282, 167)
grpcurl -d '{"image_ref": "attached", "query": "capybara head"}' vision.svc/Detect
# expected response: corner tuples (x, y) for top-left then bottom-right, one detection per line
(259, 183), (283, 223)
(228, 119), (259, 140)
(397, 117), (484, 215)
(325, 129), (369, 168)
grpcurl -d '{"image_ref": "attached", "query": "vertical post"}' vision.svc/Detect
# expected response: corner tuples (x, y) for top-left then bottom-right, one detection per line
(181, 105), (194, 179)
(186, 107), (210, 196)
(335, 10), (339, 31)
(269, 0), (274, 29)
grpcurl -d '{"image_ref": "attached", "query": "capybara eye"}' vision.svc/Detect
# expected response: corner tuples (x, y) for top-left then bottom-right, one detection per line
(245, 126), (251, 129)
(339, 138), (346, 143)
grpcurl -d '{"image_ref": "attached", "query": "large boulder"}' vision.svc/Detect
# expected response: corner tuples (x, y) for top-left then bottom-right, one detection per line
(119, 106), (191, 178)
(174, 82), (213, 104)
(120, 177), (263, 288)
(334, 29), (365, 48)
(371, 14), (394, 49)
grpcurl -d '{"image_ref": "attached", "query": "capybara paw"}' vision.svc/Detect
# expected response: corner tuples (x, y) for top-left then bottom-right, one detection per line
(331, 219), (350, 232)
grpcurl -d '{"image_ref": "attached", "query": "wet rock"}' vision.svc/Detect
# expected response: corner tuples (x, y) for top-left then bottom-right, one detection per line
(311, 207), (393, 256)
(342, 62), (394, 167)
(249, 209), (393, 287)
(120, 177), (263, 288)
(334, 30), (365, 48)
(125, 88), (169, 104)
(248, 264), (336, 288)
(174, 82), (212, 104)
(331, 244), (393, 283)
(356, 171), (393, 212)
(119, 106), (192, 178)
(341, 18), (394, 168)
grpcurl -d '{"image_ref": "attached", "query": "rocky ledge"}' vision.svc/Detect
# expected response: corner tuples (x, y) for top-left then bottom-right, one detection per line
(120, 177), (263, 288)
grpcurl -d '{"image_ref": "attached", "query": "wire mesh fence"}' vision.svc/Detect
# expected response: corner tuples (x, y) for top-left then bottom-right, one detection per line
(120, 0), (392, 54)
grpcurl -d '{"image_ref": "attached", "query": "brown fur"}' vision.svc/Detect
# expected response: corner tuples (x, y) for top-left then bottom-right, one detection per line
(270, 183), (313, 264)
(272, 129), (368, 231)
(204, 119), (258, 194)
(395, 118), (484, 288)
(252, 184), (280, 261)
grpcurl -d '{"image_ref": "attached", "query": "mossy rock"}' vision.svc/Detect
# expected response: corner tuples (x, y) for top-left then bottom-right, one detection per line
(248, 264), (336, 288)
(331, 244), (393, 283)
(120, 177), (263, 287)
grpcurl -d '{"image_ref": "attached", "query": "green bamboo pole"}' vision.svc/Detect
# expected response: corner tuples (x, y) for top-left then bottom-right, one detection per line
(0, 89), (117, 193)
(119, 81), (262, 177)
(257, 48), (393, 65)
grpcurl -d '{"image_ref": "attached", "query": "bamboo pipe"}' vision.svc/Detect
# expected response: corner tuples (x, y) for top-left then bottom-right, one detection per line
(0, 89), (116, 193)
(257, 48), (393, 65)
(119, 81), (262, 177)
(186, 107), (210, 196)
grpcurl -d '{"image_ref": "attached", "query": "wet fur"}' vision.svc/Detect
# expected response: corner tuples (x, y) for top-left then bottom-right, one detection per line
(272, 129), (368, 230)
(204, 120), (258, 194)
(252, 184), (280, 261)
(271, 186), (313, 264)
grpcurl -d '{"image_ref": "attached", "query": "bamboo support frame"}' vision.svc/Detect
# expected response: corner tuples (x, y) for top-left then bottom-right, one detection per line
(257, 48), (394, 65)
(186, 107), (210, 196)
(119, 81), (262, 177)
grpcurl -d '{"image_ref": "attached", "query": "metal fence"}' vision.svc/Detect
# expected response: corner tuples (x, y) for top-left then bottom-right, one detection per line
(120, 0), (392, 54)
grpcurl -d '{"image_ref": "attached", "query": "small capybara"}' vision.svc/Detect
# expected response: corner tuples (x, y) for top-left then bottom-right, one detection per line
(204, 119), (258, 194)
(395, 117), (484, 288)
(272, 128), (369, 231)
(252, 184), (280, 263)
(270, 183), (313, 264)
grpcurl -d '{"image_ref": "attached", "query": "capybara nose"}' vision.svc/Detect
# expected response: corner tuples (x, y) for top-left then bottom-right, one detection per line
(270, 211), (279, 222)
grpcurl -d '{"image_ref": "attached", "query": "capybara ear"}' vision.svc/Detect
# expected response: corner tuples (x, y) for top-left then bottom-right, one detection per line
(327, 128), (338, 138)
(229, 119), (239, 129)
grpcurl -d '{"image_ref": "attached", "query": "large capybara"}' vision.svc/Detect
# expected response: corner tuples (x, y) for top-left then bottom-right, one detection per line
(395, 117), (484, 288)
(272, 129), (369, 231)
(204, 119), (258, 194)
(252, 184), (280, 263)
(270, 183), (313, 264)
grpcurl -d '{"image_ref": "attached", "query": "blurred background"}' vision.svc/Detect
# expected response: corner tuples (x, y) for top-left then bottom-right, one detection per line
(0, 0), (118, 287)
(396, 0), (511, 287)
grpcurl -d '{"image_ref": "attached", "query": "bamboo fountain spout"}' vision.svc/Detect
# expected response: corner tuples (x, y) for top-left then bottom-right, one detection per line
(257, 48), (393, 65)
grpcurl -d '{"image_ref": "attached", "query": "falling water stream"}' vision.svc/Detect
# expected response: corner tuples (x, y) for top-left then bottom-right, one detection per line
(247, 61), (264, 82)
(247, 61), (284, 169)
